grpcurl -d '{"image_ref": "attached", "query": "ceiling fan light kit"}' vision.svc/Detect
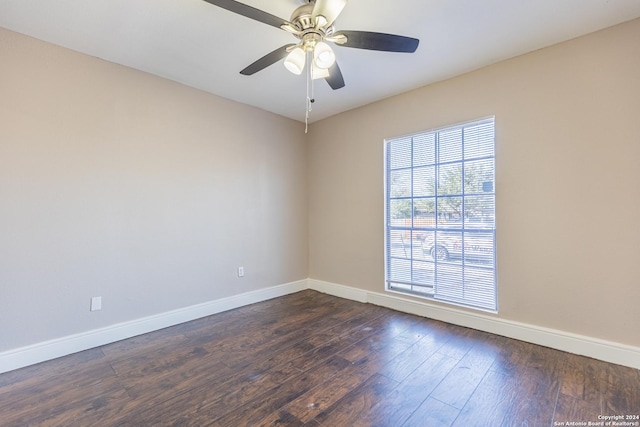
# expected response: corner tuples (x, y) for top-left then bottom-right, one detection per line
(284, 46), (306, 75)
(202, 0), (420, 128)
(313, 41), (336, 69)
(311, 63), (330, 80)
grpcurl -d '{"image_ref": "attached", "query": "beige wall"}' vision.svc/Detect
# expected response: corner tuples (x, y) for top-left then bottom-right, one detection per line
(308, 18), (640, 347)
(0, 28), (308, 351)
(2, 17), (639, 356)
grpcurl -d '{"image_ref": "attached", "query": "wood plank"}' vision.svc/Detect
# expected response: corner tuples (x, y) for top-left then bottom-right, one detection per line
(352, 351), (459, 426)
(0, 347), (106, 388)
(402, 397), (460, 427)
(115, 305), (381, 422)
(305, 374), (399, 426)
(376, 333), (443, 382)
(453, 367), (561, 426)
(434, 323), (478, 360)
(27, 388), (132, 427)
(451, 369), (521, 426)
(206, 356), (353, 426)
(0, 290), (637, 426)
(553, 393), (601, 426)
(280, 336), (412, 423)
(430, 341), (496, 409)
(603, 362), (640, 414)
(558, 353), (605, 412)
(0, 362), (125, 426)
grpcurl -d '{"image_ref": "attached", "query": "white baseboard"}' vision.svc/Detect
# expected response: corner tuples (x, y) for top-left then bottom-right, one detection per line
(308, 279), (640, 370)
(0, 280), (307, 374)
(3, 278), (638, 374)
(308, 279), (369, 303)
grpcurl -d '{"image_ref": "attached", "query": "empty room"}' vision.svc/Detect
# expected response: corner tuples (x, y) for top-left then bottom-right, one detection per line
(1, 0), (639, 425)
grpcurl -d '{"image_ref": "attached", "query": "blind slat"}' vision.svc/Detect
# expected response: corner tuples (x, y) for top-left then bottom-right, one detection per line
(385, 117), (497, 312)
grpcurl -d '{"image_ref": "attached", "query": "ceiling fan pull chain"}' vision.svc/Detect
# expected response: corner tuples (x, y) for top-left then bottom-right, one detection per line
(305, 49), (314, 133)
(305, 68), (310, 133)
(305, 52), (309, 133)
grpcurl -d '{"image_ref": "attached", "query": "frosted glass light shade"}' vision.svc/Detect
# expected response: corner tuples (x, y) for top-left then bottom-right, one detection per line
(313, 42), (335, 69)
(284, 47), (306, 75)
(311, 63), (330, 80)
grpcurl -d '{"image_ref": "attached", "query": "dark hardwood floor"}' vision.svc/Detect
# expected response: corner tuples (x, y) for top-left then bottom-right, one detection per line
(1, 290), (638, 426)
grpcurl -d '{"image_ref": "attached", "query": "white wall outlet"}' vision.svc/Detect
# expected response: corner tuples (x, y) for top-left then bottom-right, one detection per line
(90, 296), (102, 311)
(238, 266), (245, 277)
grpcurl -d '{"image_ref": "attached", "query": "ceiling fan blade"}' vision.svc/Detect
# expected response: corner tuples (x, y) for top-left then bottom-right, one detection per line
(325, 62), (345, 90)
(201, 0), (289, 29)
(333, 30), (419, 53)
(240, 44), (297, 75)
(312, 0), (348, 27)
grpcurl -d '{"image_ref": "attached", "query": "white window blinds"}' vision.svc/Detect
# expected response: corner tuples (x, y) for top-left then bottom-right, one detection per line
(384, 118), (497, 312)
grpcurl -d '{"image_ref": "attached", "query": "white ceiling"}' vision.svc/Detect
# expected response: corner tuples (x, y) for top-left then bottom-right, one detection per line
(2, 0), (640, 123)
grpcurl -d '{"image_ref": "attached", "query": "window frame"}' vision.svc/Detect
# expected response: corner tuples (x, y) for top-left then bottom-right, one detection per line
(384, 117), (497, 313)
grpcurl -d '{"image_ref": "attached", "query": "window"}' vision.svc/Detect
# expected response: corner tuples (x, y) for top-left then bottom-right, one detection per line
(384, 117), (496, 312)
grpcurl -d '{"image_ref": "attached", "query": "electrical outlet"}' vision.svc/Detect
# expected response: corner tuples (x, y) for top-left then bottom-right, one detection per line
(90, 296), (102, 311)
(238, 266), (245, 277)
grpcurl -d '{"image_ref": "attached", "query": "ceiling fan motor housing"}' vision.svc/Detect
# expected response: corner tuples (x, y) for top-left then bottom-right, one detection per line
(289, 3), (335, 51)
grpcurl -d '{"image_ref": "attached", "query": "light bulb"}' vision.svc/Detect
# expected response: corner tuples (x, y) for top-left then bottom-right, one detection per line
(313, 42), (335, 69)
(284, 47), (306, 75)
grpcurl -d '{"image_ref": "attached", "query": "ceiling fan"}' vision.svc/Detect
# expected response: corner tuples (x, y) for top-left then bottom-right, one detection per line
(202, 0), (420, 90)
